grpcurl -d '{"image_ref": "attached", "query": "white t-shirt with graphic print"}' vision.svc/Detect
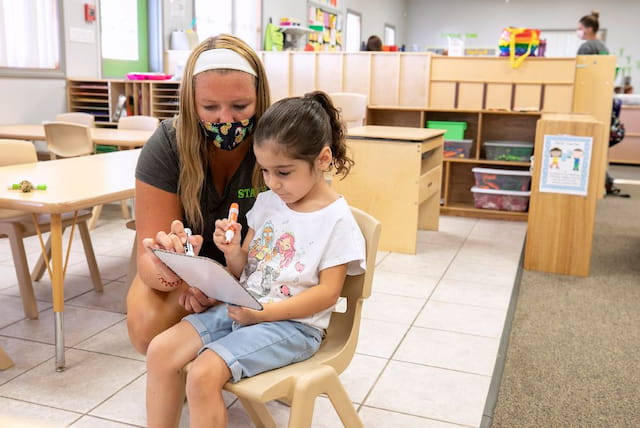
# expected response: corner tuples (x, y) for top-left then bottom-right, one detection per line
(242, 190), (366, 330)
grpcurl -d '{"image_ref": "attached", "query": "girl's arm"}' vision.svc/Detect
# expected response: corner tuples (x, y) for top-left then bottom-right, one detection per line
(227, 263), (347, 325)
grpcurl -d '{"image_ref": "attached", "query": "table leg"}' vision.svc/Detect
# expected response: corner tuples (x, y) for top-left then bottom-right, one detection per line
(50, 213), (66, 371)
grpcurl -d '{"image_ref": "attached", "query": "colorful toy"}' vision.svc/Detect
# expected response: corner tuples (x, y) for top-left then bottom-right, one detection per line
(8, 180), (47, 192)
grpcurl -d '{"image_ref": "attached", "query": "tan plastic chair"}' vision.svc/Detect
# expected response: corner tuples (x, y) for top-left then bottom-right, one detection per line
(185, 207), (381, 428)
(117, 115), (159, 131)
(43, 122), (94, 159)
(0, 139), (102, 320)
(329, 92), (368, 128)
(56, 112), (96, 128)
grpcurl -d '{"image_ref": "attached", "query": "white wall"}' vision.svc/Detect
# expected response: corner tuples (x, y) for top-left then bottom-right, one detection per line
(262, 0), (407, 50)
(405, 0), (639, 91)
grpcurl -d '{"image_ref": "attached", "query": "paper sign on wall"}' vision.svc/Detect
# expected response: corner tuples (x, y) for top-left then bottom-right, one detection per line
(539, 134), (593, 196)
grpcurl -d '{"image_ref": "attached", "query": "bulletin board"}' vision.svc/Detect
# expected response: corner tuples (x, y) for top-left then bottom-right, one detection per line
(307, 1), (342, 51)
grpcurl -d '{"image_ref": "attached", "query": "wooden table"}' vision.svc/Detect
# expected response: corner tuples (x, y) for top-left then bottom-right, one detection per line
(0, 149), (140, 370)
(0, 124), (152, 149)
(332, 126), (444, 254)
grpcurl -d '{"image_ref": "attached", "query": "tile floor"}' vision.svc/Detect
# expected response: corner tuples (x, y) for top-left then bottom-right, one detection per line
(0, 204), (527, 427)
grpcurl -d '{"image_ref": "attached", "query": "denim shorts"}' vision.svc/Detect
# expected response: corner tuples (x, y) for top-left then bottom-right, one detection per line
(183, 304), (323, 383)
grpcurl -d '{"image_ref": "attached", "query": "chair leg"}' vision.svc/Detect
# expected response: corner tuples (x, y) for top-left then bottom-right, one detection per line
(78, 221), (103, 292)
(237, 397), (277, 428)
(32, 233), (53, 281)
(88, 205), (103, 230)
(5, 223), (39, 319)
(287, 365), (363, 428)
(0, 347), (14, 370)
(120, 200), (130, 219)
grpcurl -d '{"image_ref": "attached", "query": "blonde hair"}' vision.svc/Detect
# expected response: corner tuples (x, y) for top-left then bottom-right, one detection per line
(175, 34), (270, 233)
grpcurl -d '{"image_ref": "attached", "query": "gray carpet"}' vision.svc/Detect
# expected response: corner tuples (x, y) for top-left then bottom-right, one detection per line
(491, 179), (640, 427)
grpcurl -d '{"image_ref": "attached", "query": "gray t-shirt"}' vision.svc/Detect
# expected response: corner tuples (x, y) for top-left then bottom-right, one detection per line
(135, 119), (259, 264)
(577, 40), (609, 55)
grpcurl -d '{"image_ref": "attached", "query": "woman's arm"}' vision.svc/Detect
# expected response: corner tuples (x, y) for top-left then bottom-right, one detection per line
(136, 179), (191, 291)
(227, 263), (347, 325)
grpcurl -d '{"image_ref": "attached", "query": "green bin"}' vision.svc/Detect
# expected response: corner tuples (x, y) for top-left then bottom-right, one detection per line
(426, 120), (467, 140)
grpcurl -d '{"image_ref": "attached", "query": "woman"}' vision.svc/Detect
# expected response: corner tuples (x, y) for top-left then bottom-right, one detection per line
(577, 11), (609, 55)
(127, 34), (271, 354)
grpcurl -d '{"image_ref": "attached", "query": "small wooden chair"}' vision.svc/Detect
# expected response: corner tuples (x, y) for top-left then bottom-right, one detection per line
(186, 207), (381, 428)
(0, 139), (102, 319)
(329, 93), (368, 128)
(117, 115), (159, 132)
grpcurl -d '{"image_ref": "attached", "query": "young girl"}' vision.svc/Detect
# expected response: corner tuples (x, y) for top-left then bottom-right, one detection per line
(145, 91), (366, 428)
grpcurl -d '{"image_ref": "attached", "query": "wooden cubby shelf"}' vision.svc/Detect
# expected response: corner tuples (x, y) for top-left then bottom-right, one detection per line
(67, 78), (181, 127)
(367, 106), (537, 221)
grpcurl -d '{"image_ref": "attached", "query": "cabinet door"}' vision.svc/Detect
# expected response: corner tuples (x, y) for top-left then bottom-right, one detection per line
(262, 52), (290, 101)
(290, 53), (316, 97)
(370, 53), (399, 106)
(343, 53), (371, 97)
(429, 82), (456, 109)
(485, 83), (511, 110)
(316, 53), (343, 94)
(399, 54), (430, 107)
(458, 83), (483, 110)
(543, 85), (573, 113)
(514, 84), (541, 111)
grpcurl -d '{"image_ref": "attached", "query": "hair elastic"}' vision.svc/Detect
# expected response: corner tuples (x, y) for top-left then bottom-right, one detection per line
(193, 48), (257, 77)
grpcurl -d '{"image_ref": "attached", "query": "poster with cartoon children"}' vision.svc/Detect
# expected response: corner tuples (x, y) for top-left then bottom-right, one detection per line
(539, 134), (592, 196)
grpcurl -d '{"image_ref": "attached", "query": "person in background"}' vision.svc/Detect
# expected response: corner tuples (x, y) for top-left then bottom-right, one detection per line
(365, 35), (382, 51)
(127, 34), (271, 355)
(577, 11), (609, 55)
(145, 91), (366, 427)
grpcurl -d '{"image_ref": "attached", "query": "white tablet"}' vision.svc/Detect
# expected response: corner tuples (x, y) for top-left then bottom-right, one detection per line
(152, 248), (263, 311)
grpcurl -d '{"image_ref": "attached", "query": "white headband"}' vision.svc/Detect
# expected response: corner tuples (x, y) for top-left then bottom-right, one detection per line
(193, 48), (257, 77)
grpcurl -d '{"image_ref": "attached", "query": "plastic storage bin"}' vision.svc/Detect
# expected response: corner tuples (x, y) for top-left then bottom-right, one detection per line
(427, 121), (467, 140)
(472, 167), (531, 191)
(484, 140), (534, 162)
(443, 139), (473, 158)
(471, 187), (530, 212)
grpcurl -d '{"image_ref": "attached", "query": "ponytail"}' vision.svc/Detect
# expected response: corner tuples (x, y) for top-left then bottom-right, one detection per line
(303, 91), (354, 177)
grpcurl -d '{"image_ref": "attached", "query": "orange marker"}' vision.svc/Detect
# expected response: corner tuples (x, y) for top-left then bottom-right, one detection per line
(225, 203), (239, 243)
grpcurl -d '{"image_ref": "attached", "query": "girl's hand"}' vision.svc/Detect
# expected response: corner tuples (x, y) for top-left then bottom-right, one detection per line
(227, 304), (264, 326)
(213, 219), (242, 255)
(141, 219), (204, 288)
(178, 286), (218, 313)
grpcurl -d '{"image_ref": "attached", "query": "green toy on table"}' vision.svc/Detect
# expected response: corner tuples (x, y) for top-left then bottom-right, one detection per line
(7, 180), (47, 193)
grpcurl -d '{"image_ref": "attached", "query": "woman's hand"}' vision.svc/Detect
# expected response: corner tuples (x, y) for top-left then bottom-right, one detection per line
(178, 286), (218, 313)
(213, 218), (243, 256)
(227, 304), (265, 326)
(141, 219), (204, 290)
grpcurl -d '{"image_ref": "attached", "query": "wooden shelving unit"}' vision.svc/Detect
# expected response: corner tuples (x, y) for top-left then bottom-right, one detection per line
(67, 79), (113, 126)
(67, 79), (181, 126)
(609, 106), (640, 165)
(367, 106), (538, 220)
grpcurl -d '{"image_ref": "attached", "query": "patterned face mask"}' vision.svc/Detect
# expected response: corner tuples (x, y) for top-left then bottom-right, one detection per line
(200, 117), (255, 151)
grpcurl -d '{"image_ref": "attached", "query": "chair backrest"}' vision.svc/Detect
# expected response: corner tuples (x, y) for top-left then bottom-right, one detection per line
(117, 115), (160, 131)
(0, 139), (38, 166)
(55, 112), (95, 128)
(317, 206), (381, 372)
(44, 122), (94, 158)
(329, 92), (368, 128)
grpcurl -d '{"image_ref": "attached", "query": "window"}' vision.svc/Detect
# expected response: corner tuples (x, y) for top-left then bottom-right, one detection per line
(0, 0), (63, 76)
(194, 0), (260, 50)
(101, 0), (139, 60)
(345, 10), (361, 52)
(384, 23), (396, 47)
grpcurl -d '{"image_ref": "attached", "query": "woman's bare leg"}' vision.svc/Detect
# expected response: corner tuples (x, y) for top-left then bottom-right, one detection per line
(126, 274), (189, 354)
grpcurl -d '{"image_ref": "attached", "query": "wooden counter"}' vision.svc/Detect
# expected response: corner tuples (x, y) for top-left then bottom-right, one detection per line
(333, 126), (444, 254)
